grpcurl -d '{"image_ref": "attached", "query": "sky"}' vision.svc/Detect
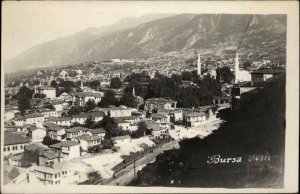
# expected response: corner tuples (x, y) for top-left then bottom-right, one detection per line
(2, 1), (292, 62)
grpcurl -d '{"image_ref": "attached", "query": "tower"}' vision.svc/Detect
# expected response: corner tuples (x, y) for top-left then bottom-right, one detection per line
(197, 53), (201, 77)
(132, 86), (136, 97)
(81, 80), (83, 88)
(235, 52), (239, 83)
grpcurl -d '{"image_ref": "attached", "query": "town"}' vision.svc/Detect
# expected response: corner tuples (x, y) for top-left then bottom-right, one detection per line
(3, 48), (285, 186)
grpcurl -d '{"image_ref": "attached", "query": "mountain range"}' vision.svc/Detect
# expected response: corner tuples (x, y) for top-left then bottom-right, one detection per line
(5, 14), (286, 72)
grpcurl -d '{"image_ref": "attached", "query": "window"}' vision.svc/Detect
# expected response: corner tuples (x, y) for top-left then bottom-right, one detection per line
(55, 174), (57, 178)
(7, 147), (10, 151)
(4, 147), (6, 152)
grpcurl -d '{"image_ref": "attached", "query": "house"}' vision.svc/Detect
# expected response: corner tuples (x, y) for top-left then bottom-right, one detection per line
(71, 111), (105, 124)
(59, 92), (72, 102)
(14, 115), (26, 126)
(185, 112), (207, 127)
(76, 134), (102, 151)
(114, 118), (131, 130)
(52, 101), (64, 111)
(49, 141), (80, 160)
(169, 110), (183, 123)
(101, 106), (136, 117)
(34, 86), (56, 99)
(212, 96), (232, 109)
(131, 111), (146, 118)
(29, 162), (77, 185)
(151, 127), (169, 140)
(27, 125), (47, 142)
(4, 110), (15, 121)
(59, 70), (69, 79)
(44, 123), (66, 141)
(48, 117), (72, 126)
(250, 69), (285, 86)
(72, 92), (102, 107)
(65, 127), (91, 140)
(90, 128), (106, 140)
(144, 98), (177, 112)
(25, 143), (59, 166)
(40, 108), (58, 118)
(150, 113), (169, 127)
(117, 116), (141, 124)
(24, 113), (45, 128)
(3, 132), (30, 156)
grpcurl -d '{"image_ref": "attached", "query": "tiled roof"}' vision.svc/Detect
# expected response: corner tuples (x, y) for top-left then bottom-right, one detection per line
(66, 127), (90, 133)
(50, 140), (79, 148)
(90, 128), (106, 134)
(25, 143), (50, 156)
(186, 112), (206, 117)
(145, 98), (176, 104)
(48, 117), (72, 121)
(44, 123), (64, 131)
(144, 120), (161, 131)
(251, 69), (285, 75)
(25, 113), (44, 119)
(4, 132), (30, 145)
(77, 135), (101, 141)
(151, 113), (168, 119)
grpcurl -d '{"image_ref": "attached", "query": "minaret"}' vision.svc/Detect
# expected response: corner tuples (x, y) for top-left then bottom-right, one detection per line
(132, 86), (136, 97)
(81, 80), (83, 88)
(197, 53), (201, 77)
(235, 52), (239, 83)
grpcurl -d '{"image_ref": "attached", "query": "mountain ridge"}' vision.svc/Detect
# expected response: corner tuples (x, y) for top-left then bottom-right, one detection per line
(5, 14), (286, 72)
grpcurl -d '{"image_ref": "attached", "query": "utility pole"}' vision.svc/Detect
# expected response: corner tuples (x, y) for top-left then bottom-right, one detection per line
(133, 157), (136, 180)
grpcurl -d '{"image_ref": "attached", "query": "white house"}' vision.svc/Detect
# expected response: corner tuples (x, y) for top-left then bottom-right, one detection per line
(72, 92), (102, 107)
(4, 110), (15, 121)
(25, 113), (45, 128)
(44, 123), (66, 141)
(59, 70), (69, 79)
(27, 125), (47, 142)
(76, 135), (102, 151)
(49, 141), (80, 160)
(48, 117), (72, 126)
(185, 112), (207, 127)
(65, 127), (91, 140)
(101, 106), (137, 117)
(52, 101), (64, 111)
(3, 132), (30, 157)
(40, 109), (58, 118)
(59, 92), (72, 102)
(90, 128), (106, 140)
(34, 86), (56, 99)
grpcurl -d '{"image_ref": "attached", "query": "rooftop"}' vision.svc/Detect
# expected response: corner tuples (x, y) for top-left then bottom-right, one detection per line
(38, 86), (56, 90)
(251, 69), (285, 75)
(4, 132), (30, 146)
(25, 113), (44, 119)
(90, 128), (106, 134)
(186, 112), (206, 117)
(151, 113), (168, 119)
(145, 98), (176, 104)
(66, 127), (90, 133)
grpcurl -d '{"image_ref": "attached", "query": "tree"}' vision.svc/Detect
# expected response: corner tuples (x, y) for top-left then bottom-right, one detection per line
(216, 66), (235, 84)
(42, 136), (60, 146)
(18, 86), (33, 115)
(50, 80), (58, 88)
(131, 121), (148, 138)
(84, 99), (96, 112)
(98, 90), (117, 108)
(110, 77), (122, 89)
(33, 93), (46, 99)
(120, 92), (137, 108)
(84, 116), (95, 128)
(20, 149), (40, 167)
(68, 106), (84, 116)
(89, 80), (100, 89)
